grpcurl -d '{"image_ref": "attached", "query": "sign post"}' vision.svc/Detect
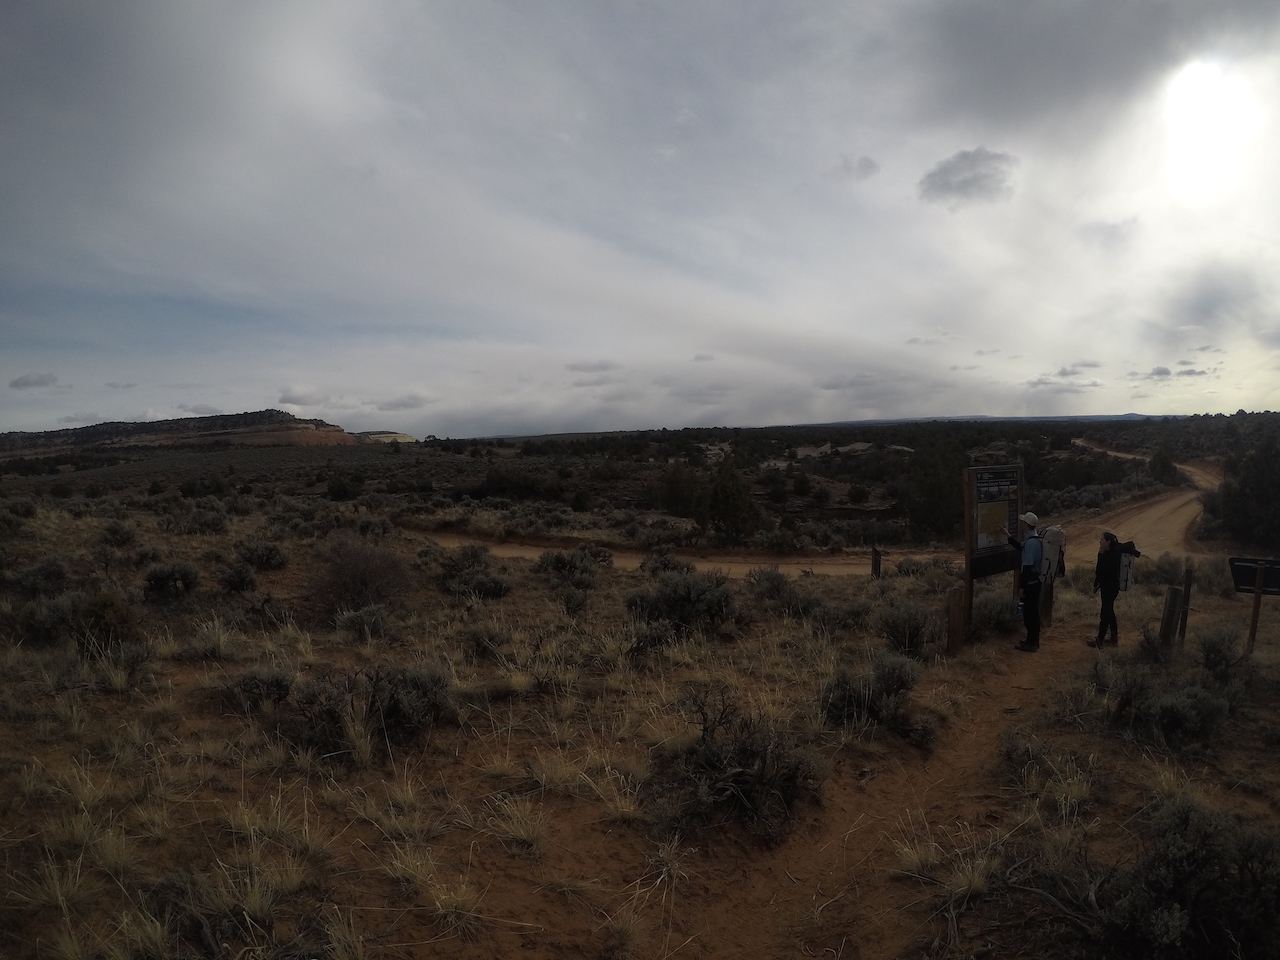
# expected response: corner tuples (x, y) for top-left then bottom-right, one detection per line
(1228, 557), (1280, 653)
(956, 465), (1023, 654)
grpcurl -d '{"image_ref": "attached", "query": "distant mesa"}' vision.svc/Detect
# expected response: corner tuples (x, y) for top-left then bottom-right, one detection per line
(0, 409), (357, 456)
(355, 431), (419, 444)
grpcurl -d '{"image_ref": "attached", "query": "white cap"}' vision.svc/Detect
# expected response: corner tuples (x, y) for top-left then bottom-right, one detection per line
(1018, 511), (1038, 527)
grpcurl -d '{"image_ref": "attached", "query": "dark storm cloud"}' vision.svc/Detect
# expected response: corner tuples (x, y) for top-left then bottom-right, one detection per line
(919, 148), (1017, 207)
(10, 373), (58, 389)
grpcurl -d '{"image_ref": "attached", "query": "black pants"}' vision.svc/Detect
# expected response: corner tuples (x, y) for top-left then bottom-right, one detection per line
(1097, 585), (1119, 643)
(1022, 581), (1042, 648)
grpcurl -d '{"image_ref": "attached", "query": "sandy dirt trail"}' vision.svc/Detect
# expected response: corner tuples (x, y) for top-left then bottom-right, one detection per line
(1061, 459), (1221, 558)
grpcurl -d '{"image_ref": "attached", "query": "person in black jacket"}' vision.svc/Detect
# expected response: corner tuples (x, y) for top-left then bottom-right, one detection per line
(1089, 532), (1140, 648)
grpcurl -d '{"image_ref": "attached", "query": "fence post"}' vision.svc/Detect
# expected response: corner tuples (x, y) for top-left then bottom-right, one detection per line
(1159, 585), (1182, 647)
(947, 586), (966, 656)
(1177, 562), (1194, 646)
(1248, 562), (1266, 654)
(871, 546), (881, 579)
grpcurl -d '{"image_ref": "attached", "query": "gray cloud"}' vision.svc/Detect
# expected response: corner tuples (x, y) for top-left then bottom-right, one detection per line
(1150, 367), (1171, 378)
(1, 4), (1278, 433)
(1169, 266), (1258, 333)
(375, 394), (433, 411)
(919, 147), (1017, 207)
(105, 382), (137, 389)
(1027, 375), (1101, 393)
(279, 388), (330, 406)
(1079, 219), (1138, 252)
(692, 354), (714, 362)
(10, 372), (57, 389)
(906, 0), (1280, 128)
(826, 154), (880, 182)
(177, 403), (221, 415)
(56, 411), (100, 423)
(1176, 368), (1208, 377)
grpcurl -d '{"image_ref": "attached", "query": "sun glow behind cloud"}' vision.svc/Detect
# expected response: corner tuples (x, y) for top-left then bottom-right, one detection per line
(1163, 61), (1264, 200)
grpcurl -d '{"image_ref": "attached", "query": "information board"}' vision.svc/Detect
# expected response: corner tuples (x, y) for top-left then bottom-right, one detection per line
(1229, 558), (1280, 596)
(966, 465), (1021, 580)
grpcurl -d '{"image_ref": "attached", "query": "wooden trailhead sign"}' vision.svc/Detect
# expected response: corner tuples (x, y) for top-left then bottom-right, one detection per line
(965, 465), (1022, 580)
(951, 464), (1024, 654)
(1229, 557), (1280, 652)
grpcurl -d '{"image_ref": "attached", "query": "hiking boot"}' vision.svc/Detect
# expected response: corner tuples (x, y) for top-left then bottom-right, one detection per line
(1014, 641), (1039, 652)
(1087, 638), (1103, 648)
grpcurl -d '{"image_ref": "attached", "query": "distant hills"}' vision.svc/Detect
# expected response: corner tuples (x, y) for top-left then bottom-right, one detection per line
(0, 409), (1180, 458)
(0, 410), (356, 456)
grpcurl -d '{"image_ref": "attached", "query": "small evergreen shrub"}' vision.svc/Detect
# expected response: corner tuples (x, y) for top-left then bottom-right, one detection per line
(234, 538), (289, 571)
(18, 557), (71, 598)
(100, 520), (136, 548)
(223, 666), (294, 714)
(144, 563), (200, 599)
(970, 587), (1018, 640)
(644, 684), (823, 845)
(1100, 797), (1280, 959)
(283, 665), (456, 760)
(1196, 624), (1244, 685)
(310, 537), (410, 615)
(535, 544), (612, 590)
(626, 570), (737, 634)
(335, 603), (395, 642)
(6, 498), (37, 519)
(638, 548), (695, 576)
(218, 561), (258, 594)
(877, 601), (936, 658)
(821, 650), (923, 730)
(459, 625), (510, 663)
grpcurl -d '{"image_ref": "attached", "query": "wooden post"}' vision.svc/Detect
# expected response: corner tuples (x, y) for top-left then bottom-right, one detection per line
(1248, 562), (1266, 654)
(1177, 563), (1194, 646)
(871, 546), (881, 579)
(1159, 585), (1182, 647)
(947, 586), (966, 656)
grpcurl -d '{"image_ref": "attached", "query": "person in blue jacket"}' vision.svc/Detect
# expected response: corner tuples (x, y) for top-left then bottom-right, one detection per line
(1004, 512), (1044, 652)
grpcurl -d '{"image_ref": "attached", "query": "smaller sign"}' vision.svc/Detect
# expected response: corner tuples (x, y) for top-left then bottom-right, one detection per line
(1228, 557), (1280, 596)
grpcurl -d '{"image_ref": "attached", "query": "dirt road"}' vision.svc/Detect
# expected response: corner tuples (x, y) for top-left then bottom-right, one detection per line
(1061, 459), (1221, 558)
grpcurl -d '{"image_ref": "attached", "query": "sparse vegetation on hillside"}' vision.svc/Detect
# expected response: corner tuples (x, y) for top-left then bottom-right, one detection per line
(0, 414), (1277, 958)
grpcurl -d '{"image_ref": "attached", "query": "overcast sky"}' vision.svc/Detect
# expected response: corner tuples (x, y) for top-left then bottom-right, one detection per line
(3, 2), (1280, 438)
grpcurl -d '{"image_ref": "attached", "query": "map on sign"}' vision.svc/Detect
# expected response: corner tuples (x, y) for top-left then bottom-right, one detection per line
(976, 501), (1011, 551)
(972, 466), (1021, 557)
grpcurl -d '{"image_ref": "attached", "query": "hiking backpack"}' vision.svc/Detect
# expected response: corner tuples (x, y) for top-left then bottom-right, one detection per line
(1039, 525), (1066, 581)
(1117, 540), (1141, 592)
